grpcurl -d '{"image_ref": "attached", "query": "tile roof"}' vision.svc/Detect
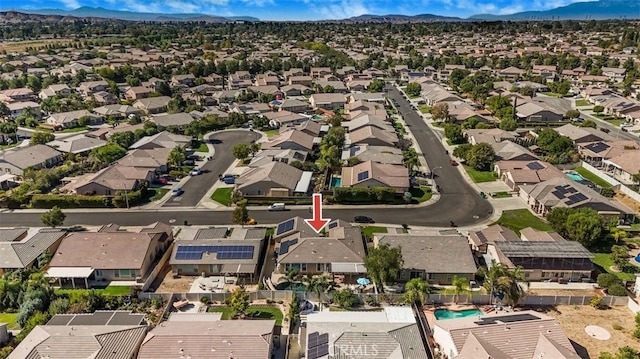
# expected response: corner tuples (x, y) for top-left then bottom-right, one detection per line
(1, 144), (62, 170)
(0, 228), (66, 269)
(47, 134), (107, 154)
(236, 161), (304, 191)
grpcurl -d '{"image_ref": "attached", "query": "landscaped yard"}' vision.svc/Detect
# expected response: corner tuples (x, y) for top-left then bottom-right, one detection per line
(55, 285), (132, 297)
(607, 119), (625, 126)
(0, 143), (18, 150)
(193, 142), (209, 152)
(418, 105), (431, 114)
(207, 306), (283, 326)
(491, 191), (512, 198)
(591, 253), (637, 281)
(264, 129), (279, 137)
(540, 92), (564, 98)
(148, 188), (169, 202)
(410, 186), (433, 203)
(361, 226), (387, 239)
(463, 165), (497, 183)
(575, 99), (590, 106)
(573, 167), (613, 188)
(60, 126), (88, 133)
(0, 312), (18, 329)
(494, 209), (553, 234)
(211, 187), (233, 206)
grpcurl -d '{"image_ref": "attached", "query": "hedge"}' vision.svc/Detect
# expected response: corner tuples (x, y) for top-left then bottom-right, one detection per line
(30, 194), (110, 208)
(113, 189), (144, 208)
(333, 187), (396, 203)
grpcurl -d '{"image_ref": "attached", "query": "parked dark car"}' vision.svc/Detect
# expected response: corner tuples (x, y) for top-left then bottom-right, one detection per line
(354, 216), (375, 224)
(182, 159), (195, 166)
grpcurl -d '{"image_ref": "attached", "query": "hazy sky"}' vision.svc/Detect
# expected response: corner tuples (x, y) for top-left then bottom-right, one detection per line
(5, 0), (591, 20)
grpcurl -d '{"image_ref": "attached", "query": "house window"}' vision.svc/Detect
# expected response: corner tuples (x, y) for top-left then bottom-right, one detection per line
(94, 270), (102, 277)
(301, 263), (307, 272)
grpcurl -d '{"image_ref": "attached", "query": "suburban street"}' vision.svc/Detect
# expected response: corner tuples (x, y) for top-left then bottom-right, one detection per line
(162, 130), (261, 207)
(0, 91), (493, 227)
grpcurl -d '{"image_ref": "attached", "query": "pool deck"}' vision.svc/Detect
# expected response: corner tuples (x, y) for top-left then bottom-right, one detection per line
(422, 303), (504, 328)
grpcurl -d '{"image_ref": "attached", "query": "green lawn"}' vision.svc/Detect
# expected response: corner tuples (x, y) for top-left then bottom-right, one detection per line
(573, 167), (613, 188)
(193, 142), (209, 152)
(410, 186), (433, 203)
(361, 226), (387, 239)
(591, 253), (637, 281)
(60, 126), (88, 133)
(207, 306), (284, 326)
(607, 119), (625, 126)
(540, 92), (564, 98)
(492, 191), (512, 198)
(463, 165), (497, 183)
(0, 312), (18, 329)
(575, 99), (590, 106)
(149, 188), (169, 201)
(393, 122), (407, 135)
(0, 143), (18, 150)
(211, 187), (233, 206)
(264, 129), (279, 137)
(418, 105), (431, 114)
(99, 285), (132, 296)
(494, 209), (553, 234)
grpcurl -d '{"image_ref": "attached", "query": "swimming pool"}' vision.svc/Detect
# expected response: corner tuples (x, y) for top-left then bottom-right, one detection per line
(331, 176), (341, 187)
(434, 309), (483, 320)
(565, 171), (586, 182)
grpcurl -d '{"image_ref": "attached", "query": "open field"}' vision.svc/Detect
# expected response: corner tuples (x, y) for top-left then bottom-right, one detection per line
(540, 305), (639, 358)
(0, 38), (76, 52)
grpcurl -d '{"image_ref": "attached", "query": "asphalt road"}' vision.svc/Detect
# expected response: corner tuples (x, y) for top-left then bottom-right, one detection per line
(1, 90), (493, 227)
(163, 130), (261, 207)
(578, 111), (639, 143)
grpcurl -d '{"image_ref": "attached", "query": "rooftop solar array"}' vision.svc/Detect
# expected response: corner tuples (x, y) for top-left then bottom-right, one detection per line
(584, 142), (610, 154)
(357, 171), (370, 181)
(276, 219), (295, 236)
(328, 221), (339, 229)
(308, 332), (329, 359)
(474, 313), (540, 326)
(526, 162), (544, 170)
(279, 238), (298, 255)
(175, 245), (254, 260)
(565, 193), (588, 206)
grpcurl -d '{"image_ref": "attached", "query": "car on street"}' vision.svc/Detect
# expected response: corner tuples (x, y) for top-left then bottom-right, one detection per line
(354, 216), (375, 223)
(450, 159), (458, 166)
(190, 168), (202, 176)
(245, 218), (257, 225)
(171, 188), (184, 197)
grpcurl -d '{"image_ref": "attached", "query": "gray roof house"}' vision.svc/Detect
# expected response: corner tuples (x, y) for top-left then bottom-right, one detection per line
(248, 148), (308, 168)
(0, 228), (66, 274)
(303, 307), (429, 359)
(129, 131), (191, 150)
(46, 109), (102, 129)
(492, 140), (538, 161)
(341, 145), (404, 164)
(262, 129), (317, 152)
(133, 96), (171, 114)
(236, 161), (308, 196)
(46, 134), (107, 154)
(374, 234), (477, 284)
(151, 112), (194, 128)
(556, 124), (614, 143)
(138, 319), (275, 359)
(0, 144), (63, 176)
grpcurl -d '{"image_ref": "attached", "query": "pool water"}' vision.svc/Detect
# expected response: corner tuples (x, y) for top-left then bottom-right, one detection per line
(434, 309), (483, 320)
(275, 282), (308, 292)
(565, 171), (586, 182)
(635, 254), (640, 263)
(331, 177), (341, 187)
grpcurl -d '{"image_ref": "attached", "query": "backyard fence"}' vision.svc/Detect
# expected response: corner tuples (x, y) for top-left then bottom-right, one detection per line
(582, 161), (640, 203)
(141, 242), (175, 292)
(139, 290), (296, 303)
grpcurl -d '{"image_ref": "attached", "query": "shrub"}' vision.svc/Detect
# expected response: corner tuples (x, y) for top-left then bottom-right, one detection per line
(590, 296), (603, 309)
(48, 298), (70, 315)
(597, 273), (619, 288)
(612, 323), (622, 330)
(30, 194), (110, 208)
(277, 300), (284, 304)
(607, 284), (627, 296)
(200, 296), (211, 305)
(333, 187), (396, 203)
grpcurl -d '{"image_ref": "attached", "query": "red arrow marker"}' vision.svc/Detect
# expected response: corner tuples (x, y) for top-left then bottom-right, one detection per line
(304, 193), (330, 233)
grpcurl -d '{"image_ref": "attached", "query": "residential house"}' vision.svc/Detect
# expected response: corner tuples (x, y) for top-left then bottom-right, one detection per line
(468, 225), (520, 255)
(249, 148), (308, 168)
(516, 102), (563, 122)
(288, 75), (313, 86)
(302, 308), (429, 359)
(315, 80), (349, 93)
(342, 114), (393, 133)
(230, 102), (271, 115)
(281, 84), (313, 97)
(519, 177), (634, 222)
(170, 227), (266, 280)
(87, 122), (145, 141)
(309, 93), (346, 110)
(93, 104), (142, 119)
(171, 74), (196, 87)
(374, 234), (476, 284)
(578, 140), (640, 167)
(341, 161), (409, 194)
(138, 318), (275, 359)
(255, 75), (280, 87)
(433, 311), (580, 359)
(46, 134), (107, 155)
(296, 120), (325, 137)
(262, 129), (317, 152)
(151, 112), (194, 128)
(236, 161), (308, 196)
(490, 240), (593, 282)
(341, 145), (404, 164)
(46, 109), (101, 129)
(45, 222), (173, 288)
(421, 84), (462, 106)
(274, 98), (310, 113)
(115, 147), (172, 173)
(0, 228), (66, 275)
(275, 218), (367, 276)
(66, 163), (153, 195)
(310, 67), (332, 78)
(601, 67), (626, 82)
(8, 314), (146, 359)
(347, 126), (399, 147)
(6, 101), (41, 120)
(228, 71), (253, 90)
(39, 84), (72, 99)
(129, 131), (191, 150)
(556, 124), (614, 144)
(498, 66), (525, 81)
(495, 160), (564, 190)
(0, 144), (63, 176)
(465, 128), (518, 145)
(78, 80), (109, 96)
(263, 110), (308, 128)
(492, 140), (538, 161)
(603, 151), (640, 185)
(124, 86), (153, 100)
(520, 227), (566, 242)
(0, 87), (34, 103)
(92, 91), (118, 105)
(133, 96), (171, 114)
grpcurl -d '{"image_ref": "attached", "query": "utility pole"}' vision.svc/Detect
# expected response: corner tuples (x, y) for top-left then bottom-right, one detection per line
(122, 183), (130, 209)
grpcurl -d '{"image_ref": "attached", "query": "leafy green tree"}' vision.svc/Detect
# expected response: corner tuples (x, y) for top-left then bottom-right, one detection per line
(232, 143), (251, 161)
(0, 102), (10, 118)
(404, 278), (430, 305)
(40, 206), (66, 227)
(30, 131), (55, 145)
(537, 129), (559, 149)
(565, 109), (580, 119)
(93, 144), (127, 165)
(308, 275), (331, 300)
(368, 79), (385, 92)
(405, 82), (422, 97)
(227, 287), (250, 317)
(332, 289), (359, 308)
(596, 273), (619, 288)
(610, 245), (629, 270)
(565, 208), (604, 247)
(402, 148), (420, 172)
(431, 102), (450, 122)
(444, 124), (465, 144)
(364, 244), (403, 288)
(288, 295), (300, 324)
(232, 200), (249, 225)
(467, 143), (495, 171)
(546, 207), (573, 237)
(581, 119), (597, 128)
(499, 117), (518, 131)
(77, 115), (91, 127)
(167, 146), (186, 169)
(598, 346), (640, 359)
(108, 131), (136, 149)
(478, 260), (526, 306)
(593, 105), (604, 114)
(452, 143), (473, 160)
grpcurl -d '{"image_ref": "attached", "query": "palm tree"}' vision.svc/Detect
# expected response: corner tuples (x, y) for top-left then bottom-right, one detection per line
(167, 146), (186, 169)
(477, 260), (508, 304)
(404, 278), (430, 305)
(278, 269), (300, 283)
(611, 228), (628, 244)
(308, 275), (330, 302)
(450, 276), (470, 304)
(479, 262), (527, 307)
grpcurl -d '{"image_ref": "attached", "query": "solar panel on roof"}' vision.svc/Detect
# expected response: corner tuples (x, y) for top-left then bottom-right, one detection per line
(316, 346), (329, 357)
(357, 171), (369, 181)
(555, 186), (568, 194)
(328, 221), (338, 229)
(318, 333), (329, 345)
(279, 238), (298, 255)
(585, 142), (610, 154)
(526, 162), (544, 170)
(568, 193), (588, 203)
(551, 190), (564, 199)
(276, 219), (295, 235)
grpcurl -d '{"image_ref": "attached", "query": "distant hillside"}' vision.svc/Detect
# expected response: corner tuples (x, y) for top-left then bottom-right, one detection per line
(8, 6), (260, 22)
(335, 13), (465, 23)
(471, 0), (640, 20)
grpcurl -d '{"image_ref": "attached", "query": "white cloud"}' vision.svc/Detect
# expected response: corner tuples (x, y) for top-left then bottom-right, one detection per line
(60, 0), (81, 9)
(202, 0), (230, 6)
(240, 0), (275, 7)
(315, 0), (370, 19)
(125, 1), (164, 13)
(166, 0), (201, 12)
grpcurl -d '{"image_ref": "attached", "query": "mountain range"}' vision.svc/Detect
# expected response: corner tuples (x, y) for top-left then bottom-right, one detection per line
(2, 0), (639, 23)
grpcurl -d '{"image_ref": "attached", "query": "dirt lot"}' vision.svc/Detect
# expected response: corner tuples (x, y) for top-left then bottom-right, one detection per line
(537, 305), (639, 358)
(527, 289), (598, 296)
(0, 38), (75, 52)
(615, 192), (640, 215)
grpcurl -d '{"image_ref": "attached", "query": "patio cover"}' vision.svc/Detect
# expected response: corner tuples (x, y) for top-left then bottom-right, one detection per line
(221, 263), (256, 274)
(46, 267), (94, 278)
(294, 171), (313, 193)
(331, 262), (366, 273)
